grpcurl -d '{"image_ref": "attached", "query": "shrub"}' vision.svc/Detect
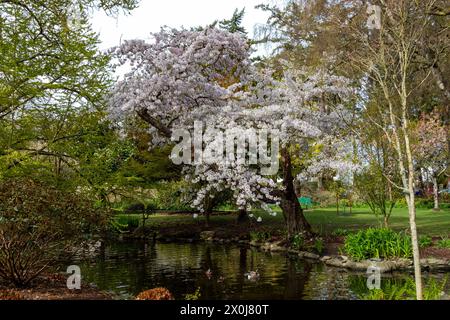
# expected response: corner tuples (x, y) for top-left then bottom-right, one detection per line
(0, 178), (109, 287)
(395, 198), (408, 208)
(136, 288), (174, 300)
(415, 198), (434, 209)
(419, 235), (433, 248)
(344, 228), (412, 261)
(437, 237), (450, 249)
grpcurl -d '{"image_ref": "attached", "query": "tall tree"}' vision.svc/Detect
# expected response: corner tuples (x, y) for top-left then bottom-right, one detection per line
(109, 27), (354, 237)
(257, 0), (449, 299)
(339, 1), (447, 300)
(0, 0), (138, 187)
(219, 8), (247, 35)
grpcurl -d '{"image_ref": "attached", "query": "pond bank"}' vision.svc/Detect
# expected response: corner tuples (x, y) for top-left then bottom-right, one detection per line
(209, 235), (450, 273)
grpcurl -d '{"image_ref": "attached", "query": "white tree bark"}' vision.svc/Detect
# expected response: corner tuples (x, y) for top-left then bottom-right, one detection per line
(433, 176), (439, 210)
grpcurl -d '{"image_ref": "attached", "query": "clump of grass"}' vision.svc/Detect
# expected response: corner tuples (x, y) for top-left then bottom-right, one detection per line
(419, 235), (433, 248)
(344, 228), (412, 261)
(114, 215), (140, 232)
(437, 236), (450, 249)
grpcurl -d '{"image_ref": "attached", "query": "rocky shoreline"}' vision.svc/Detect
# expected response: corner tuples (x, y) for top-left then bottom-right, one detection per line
(248, 239), (450, 272)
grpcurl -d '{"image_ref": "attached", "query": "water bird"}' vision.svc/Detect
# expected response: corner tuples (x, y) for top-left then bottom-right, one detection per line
(244, 270), (260, 280)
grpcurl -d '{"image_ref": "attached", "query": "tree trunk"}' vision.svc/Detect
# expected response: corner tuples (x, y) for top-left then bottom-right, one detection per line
(336, 193), (340, 216)
(205, 211), (211, 227)
(280, 147), (312, 239)
(384, 215), (389, 228)
(406, 192), (422, 300)
(404, 126), (423, 300)
(204, 196), (214, 227)
(433, 176), (439, 210)
(317, 174), (324, 191)
(418, 170), (426, 194)
(237, 208), (248, 223)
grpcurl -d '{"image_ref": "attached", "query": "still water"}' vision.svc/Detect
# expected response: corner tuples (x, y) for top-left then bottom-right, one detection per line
(74, 241), (448, 300)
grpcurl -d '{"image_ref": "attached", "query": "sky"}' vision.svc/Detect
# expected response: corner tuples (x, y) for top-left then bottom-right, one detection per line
(90, 0), (272, 53)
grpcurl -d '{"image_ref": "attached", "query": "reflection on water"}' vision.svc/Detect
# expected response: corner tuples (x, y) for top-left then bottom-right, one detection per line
(73, 242), (448, 300)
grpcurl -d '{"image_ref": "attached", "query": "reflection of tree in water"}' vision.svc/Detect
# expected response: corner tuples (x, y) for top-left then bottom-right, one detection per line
(236, 247), (247, 293)
(200, 246), (218, 298)
(134, 241), (157, 294)
(282, 258), (313, 299)
(73, 243), (436, 300)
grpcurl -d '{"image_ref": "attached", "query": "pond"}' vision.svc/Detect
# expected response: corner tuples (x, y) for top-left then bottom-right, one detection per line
(72, 242), (449, 300)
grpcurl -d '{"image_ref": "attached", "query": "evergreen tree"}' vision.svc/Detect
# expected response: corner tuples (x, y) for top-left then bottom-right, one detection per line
(219, 8), (246, 35)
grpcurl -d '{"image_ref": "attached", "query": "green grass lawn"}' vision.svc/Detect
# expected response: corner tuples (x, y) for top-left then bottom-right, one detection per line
(303, 207), (450, 236)
(116, 206), (449, 237)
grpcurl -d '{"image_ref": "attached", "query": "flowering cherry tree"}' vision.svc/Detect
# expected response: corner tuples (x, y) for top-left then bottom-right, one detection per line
(109, 27), (353, 238)
(109, 27), (251, 144)
(414, 111), (449, 210)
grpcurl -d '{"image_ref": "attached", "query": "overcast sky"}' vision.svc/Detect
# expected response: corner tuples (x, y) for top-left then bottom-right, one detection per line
(91, 0), (272, 53)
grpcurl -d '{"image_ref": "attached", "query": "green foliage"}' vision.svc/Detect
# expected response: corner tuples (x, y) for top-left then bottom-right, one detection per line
(250, 230), (272, 242)
(419, 235), (433, 248)
(415, 198), (434, 209)
(314, 238), (324, 254)
(150, 181), (193, 211)
(354, 163), (401, 225)
(219, 8), (247, 35)
(0, 0), (140, 204)
(394, 198), (437, 209)
(361, 277), (447, 300)
(114, 215), (140, 232)
(291, 233), (305, 250)
(440, 202), (450, 209)
(184, 287), (202, 300)
(344, 228), (412, 261)
(437, 237), (450, 248)
(0, 178), (109, 287)
(395, 198), (408, 208)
